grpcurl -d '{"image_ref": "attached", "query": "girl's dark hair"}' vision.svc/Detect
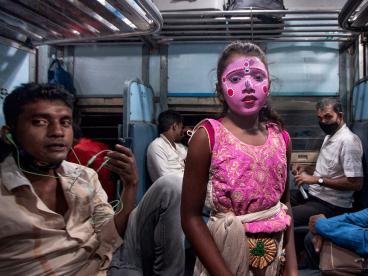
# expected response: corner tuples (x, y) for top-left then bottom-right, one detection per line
(216, 41), (284, 128)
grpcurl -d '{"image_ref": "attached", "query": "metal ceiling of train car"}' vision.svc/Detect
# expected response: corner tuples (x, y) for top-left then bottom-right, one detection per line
(0, 0), (163, 46)
(0, 0), (367, 46)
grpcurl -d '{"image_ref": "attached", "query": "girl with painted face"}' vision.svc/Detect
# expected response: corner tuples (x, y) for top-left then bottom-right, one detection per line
(181, 41), (298, 276)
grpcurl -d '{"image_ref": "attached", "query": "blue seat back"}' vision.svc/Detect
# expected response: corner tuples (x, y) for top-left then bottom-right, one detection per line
(121, 79), (158, 203)
(350, 121), (368, 210)
(352, 78), (368, 121)
(351, 78), (368, 210)
(119, 123), (157, 202)
(122, 79), (156, 137)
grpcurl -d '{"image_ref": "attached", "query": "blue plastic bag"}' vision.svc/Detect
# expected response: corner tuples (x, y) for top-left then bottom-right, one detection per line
(48, 59), (76, 95)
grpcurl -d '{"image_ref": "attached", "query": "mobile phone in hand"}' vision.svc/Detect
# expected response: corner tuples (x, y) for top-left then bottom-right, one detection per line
(117, 138), (132, 149)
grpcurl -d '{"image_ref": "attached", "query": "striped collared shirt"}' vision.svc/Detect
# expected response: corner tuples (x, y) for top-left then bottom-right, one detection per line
(0, 156), (123, 275)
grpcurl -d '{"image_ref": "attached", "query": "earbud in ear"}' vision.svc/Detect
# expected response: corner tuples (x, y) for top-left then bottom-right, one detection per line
(5, 133), (17, 147)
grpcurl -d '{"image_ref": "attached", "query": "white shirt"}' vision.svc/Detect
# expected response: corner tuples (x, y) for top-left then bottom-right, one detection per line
(309, 124), (363, 208)
(146, 134), (187, 182)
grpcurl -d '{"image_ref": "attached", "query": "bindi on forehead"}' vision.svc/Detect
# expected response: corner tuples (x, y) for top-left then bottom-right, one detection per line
(243, 58), (255, 68)
(244, 59), (258, 73)
(232, 58), (259, 68)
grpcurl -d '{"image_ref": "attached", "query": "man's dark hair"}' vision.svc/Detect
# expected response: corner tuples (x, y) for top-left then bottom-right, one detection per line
(158, 110), (183, 134)
(3, 83), (75, 127)
(316, 98), (343, 113)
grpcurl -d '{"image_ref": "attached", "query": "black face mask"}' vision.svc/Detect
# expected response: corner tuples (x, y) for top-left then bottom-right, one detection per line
(17, 149), (62, 174)
(319, 121), (340, 135)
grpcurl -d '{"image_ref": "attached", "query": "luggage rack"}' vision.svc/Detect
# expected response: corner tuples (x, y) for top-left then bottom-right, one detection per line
(157, 9), (358, 43)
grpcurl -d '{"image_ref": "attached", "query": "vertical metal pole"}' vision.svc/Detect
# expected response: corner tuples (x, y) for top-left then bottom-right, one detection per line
(339, 43), (348, 121)
(64, 46), (75, 79)
(348, 40), (358, 122)
(37, 45), (51, 83)
(142, 44), (150, 85)
(29, 50), (36, 83)
(159, 45), (168, 110)
(361, 33), (367, 78)
(359, 34), (365, 80)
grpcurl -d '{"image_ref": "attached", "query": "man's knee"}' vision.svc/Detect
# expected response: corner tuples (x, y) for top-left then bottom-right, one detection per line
(142, 173), (183, 212)
(153, 174), (182, 199)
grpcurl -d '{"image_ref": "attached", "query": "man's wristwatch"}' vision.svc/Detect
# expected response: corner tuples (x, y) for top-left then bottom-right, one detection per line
(318, 177), (324, 185)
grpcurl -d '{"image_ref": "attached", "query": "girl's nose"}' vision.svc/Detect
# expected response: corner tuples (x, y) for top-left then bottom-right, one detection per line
(244, 79), (254, 92)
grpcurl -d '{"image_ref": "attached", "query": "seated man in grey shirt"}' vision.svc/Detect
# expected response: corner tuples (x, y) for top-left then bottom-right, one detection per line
(291, 98), (363, 227)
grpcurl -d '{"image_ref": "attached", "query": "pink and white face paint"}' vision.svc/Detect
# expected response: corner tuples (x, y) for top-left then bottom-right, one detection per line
(221, 56), (269, 116)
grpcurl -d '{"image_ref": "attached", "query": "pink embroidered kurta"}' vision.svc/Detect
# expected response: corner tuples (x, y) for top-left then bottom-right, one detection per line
(201, 119), (291, 233)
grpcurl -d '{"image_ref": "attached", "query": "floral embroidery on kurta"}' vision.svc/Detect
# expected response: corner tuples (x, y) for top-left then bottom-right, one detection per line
(203, 119), (291, 233)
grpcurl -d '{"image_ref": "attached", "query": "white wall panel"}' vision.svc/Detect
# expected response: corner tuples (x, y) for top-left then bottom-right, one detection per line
(74, 45), (142, 96)
(283, 0), (347, 9)
(267, 42), (339, 96)
(168, 43), (226, 96)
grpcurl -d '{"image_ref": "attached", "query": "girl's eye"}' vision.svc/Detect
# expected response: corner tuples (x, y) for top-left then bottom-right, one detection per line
(253, 73), (265, 82)
(228, 74), (242, 83)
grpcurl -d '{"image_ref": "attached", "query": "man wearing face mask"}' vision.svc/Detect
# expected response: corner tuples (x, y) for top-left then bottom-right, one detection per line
(291, 98), (364, 227)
